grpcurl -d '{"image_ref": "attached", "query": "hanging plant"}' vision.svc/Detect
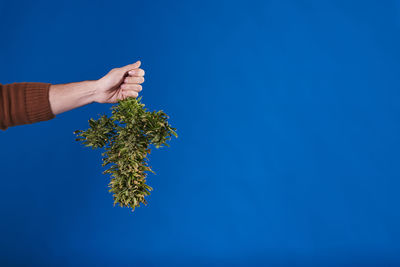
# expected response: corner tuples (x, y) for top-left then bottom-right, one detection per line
(74, 97), (177, 211)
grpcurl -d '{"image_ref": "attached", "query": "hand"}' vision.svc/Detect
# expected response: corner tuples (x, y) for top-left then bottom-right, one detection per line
(94, 61), (145, 103)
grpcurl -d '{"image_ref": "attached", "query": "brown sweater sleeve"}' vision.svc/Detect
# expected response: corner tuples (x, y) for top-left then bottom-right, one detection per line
(0, 82), (55, 130)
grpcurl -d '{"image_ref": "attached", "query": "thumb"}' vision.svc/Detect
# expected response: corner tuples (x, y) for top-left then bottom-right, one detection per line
(120, 61), (141, 72)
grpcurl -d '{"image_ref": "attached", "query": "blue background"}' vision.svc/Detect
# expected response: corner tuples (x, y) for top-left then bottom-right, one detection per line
(1, 0), (400, 266)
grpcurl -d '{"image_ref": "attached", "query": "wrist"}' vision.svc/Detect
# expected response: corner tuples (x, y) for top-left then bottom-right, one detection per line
(49, 80), (99, 115)
(81, 80), (98, 104)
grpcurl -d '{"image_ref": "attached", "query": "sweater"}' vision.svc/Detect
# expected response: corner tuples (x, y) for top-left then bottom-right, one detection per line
(0, 82), (55, 130)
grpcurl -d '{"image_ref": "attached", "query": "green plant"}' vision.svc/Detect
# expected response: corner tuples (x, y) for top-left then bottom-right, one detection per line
(74, 97), (177, 212)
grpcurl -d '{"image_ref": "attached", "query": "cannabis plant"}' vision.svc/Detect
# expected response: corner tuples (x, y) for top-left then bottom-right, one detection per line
(74, 97), (177, 212)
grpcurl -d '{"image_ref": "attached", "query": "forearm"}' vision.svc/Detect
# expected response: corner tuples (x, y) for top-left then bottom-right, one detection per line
(1, 61), (143, 130)
(49, 80), (97, 115)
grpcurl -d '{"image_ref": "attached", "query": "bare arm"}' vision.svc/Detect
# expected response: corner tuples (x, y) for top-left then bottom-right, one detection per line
(49, 61), (145, 115)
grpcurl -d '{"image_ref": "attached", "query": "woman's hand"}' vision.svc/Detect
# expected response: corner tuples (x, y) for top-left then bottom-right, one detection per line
(94, 61), (145, 103)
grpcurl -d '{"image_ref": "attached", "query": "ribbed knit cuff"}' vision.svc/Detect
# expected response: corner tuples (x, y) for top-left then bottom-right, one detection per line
(25, 82), (55, 124)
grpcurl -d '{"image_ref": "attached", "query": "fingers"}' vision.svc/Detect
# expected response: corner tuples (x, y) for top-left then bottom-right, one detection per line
(123, 90), (139, 99)
(116, 61), (145, 76)
(118, 60), (145, 100)
(121, 61), (141, 72)
(121, 83), (142, 92)
(124, 76), (145, 84)
(121, 71), (144, 96)
(128, 68), (145, 77)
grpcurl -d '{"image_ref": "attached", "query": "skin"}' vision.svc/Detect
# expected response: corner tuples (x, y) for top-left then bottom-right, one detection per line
(49, 60), (145, 115)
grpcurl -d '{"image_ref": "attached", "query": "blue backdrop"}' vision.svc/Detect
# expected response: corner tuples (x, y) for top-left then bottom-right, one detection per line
(1, 0), (400, 266)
